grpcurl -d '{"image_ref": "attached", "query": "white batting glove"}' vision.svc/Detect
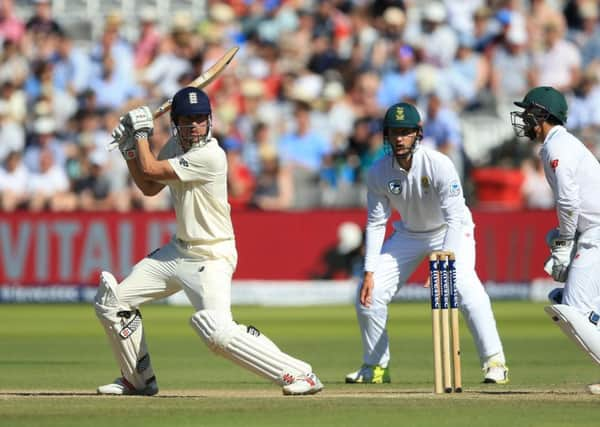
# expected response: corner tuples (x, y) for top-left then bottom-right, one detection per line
(110, 117), (137, 160)
(126, 106), (154, 140)
(547, 236), (575, 283)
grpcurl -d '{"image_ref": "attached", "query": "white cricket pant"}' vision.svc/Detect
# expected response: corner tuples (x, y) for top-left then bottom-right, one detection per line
(115, 240), (235, 312)
(356, 225), (504, 368)
(563, 230), (600, 314)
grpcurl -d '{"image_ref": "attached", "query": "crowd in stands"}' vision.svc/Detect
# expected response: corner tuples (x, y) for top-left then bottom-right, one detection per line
(1, 0), (599, 213)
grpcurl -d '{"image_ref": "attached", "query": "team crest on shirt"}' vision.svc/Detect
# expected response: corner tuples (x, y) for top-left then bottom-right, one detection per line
(387, 179), (403, 194)
(449, 180), (460, 197)
(179, 157), (189, 167)
(551, 159), (559, 171)
(421, 176), (430, 192)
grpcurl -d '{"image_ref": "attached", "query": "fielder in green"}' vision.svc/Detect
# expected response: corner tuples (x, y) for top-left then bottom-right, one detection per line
(511, 86), (600, 394)
(346, 102), (509, 384)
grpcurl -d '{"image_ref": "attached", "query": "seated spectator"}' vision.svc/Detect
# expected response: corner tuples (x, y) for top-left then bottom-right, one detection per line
(23, 116), (66, 172)
(532, 21), (581, 93)
(52, 31), (92, 96)
(88, 52), (145, 110)
(73, 149), (114, 211)
(134, 7), (162, 69)
(422, 93), (467, 180)
(376, 45), (419, 110)
(0, 150), (29, 211)
(0, 0), (25, 43)
(25, 0), (62, 38)
(252, 146), (293, 211)
(28, 147), (76, 212)
(0, 99), (25, 163)
(567, 70), (600, 131)
(223, 137), (255, 210)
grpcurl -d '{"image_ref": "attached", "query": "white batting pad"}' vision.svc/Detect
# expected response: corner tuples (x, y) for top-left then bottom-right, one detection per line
(545, 304), (600, 365)
(190, 310), (312, 385)
(95, 271), (156, 390)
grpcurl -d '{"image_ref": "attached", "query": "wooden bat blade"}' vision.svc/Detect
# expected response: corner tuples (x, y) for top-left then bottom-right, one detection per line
(153, 46), (239, 119)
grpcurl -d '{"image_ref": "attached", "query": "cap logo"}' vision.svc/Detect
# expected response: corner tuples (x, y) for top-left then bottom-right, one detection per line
(189, 93), (198, 104)
(395, 107), (405, 121)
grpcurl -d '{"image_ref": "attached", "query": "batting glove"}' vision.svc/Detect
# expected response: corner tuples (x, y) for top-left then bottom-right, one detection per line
(126, 106), (154, 140)
(111, 117), (137, 160)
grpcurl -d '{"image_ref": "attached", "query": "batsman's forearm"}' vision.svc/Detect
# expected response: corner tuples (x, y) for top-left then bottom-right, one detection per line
(126, 155), (163, 196)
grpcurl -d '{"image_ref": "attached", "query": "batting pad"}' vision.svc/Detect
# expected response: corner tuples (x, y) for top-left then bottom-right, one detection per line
(545, 304), (600, 365)
(95, 271), (156, 390)
(191, 310), (312, 385)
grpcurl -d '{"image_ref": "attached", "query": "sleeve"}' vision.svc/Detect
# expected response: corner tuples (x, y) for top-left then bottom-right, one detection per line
(435, 155), (465, 253)
(364, 168), (391, 273)
(547, 144), (579, 239)
(167, 142), (225, 183)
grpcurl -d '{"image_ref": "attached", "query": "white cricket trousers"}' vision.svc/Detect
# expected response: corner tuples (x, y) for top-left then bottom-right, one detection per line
(563, 228), (600, 313)
(117, 240), (236, 316)
(356, 225), (504, 368)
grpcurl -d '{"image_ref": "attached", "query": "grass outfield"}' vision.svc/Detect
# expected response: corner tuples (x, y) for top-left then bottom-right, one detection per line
(1, 301), (599, 427)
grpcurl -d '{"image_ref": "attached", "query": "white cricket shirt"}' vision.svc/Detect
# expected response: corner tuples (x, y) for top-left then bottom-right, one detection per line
(364, 146), (473, 272)
(159, 137), (236, 262)
(540, 126), (600, 239)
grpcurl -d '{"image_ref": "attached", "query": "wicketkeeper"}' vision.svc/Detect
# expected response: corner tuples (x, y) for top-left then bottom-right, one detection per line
(95, 87), (323, 396)
(346, 102), (508, 385)
(511, 86), (600, 394)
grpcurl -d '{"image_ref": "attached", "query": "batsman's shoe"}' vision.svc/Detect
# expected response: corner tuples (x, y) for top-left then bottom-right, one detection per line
(97, 377), (158, 396)
(345, 364), (390, 384)
(587, 382), (600, 395)
(282, 373), (323, 396)
(483, 361), (509, 384)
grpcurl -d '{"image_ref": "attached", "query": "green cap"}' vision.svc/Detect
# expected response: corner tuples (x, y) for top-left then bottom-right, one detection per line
(514, 86), (568, 124)
(383, 102), (421, 129)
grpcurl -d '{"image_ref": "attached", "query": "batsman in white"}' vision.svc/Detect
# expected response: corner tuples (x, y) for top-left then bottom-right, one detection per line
(345, 102), (508, 384)
(95, 87), (323, 396)
(511, 86), (600, 395)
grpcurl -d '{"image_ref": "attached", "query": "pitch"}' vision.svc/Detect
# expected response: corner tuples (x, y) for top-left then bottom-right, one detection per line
(0, 302), (598, 427)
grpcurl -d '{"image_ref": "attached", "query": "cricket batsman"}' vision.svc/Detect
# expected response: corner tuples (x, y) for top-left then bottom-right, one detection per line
(345, 102), (509, 384)
(511, 86), (600, 394)
(94, 87), (323, 396)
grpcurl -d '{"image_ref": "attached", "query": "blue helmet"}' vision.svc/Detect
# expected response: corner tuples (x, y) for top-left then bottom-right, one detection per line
(170, 87), (211, 124)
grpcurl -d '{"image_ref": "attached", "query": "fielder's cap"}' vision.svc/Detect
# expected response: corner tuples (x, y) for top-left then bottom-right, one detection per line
(337, 222), (362, 255)
(383, 102), (422, 129)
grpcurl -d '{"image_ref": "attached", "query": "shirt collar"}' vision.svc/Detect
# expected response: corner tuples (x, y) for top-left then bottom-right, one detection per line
(543, 125), (563, 145)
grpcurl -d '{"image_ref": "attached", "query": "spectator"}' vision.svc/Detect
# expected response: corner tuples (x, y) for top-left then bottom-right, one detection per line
(0, 39), (29, 87)
(51, 31), (92, 96)
(532, 21), (581, 92)
(141, 34), (190, 100)
(570, 2), (600, 68)
(0, 0), (25, 43)
(422, 93), (466, 180)
(134, 7), (162, 69)
(567, 70), (600, 131)
(0, 99), (24, 163)
(28, 147), (75, 212)
(73, 149), (113, 211)
(223, 137), (255, 209)
(88, 52), (144, 110)
(376, 44), (419, 109)
(23, 116), (66, 172)
(410, 2), (458, 68)
(25, 0), (62, 37)
(252, 145), (293, 211)
(0, 150), (29, 211)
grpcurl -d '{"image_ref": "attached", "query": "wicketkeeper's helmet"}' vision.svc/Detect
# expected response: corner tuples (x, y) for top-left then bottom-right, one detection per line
(513, 86), (568, 124)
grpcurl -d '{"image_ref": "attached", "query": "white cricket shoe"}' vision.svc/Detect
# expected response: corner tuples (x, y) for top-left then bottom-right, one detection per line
(483, 361), (509, 384)
(282, 373), (323, 396)
(97, 377), (158, 396)
(587, 382), (600, 395)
